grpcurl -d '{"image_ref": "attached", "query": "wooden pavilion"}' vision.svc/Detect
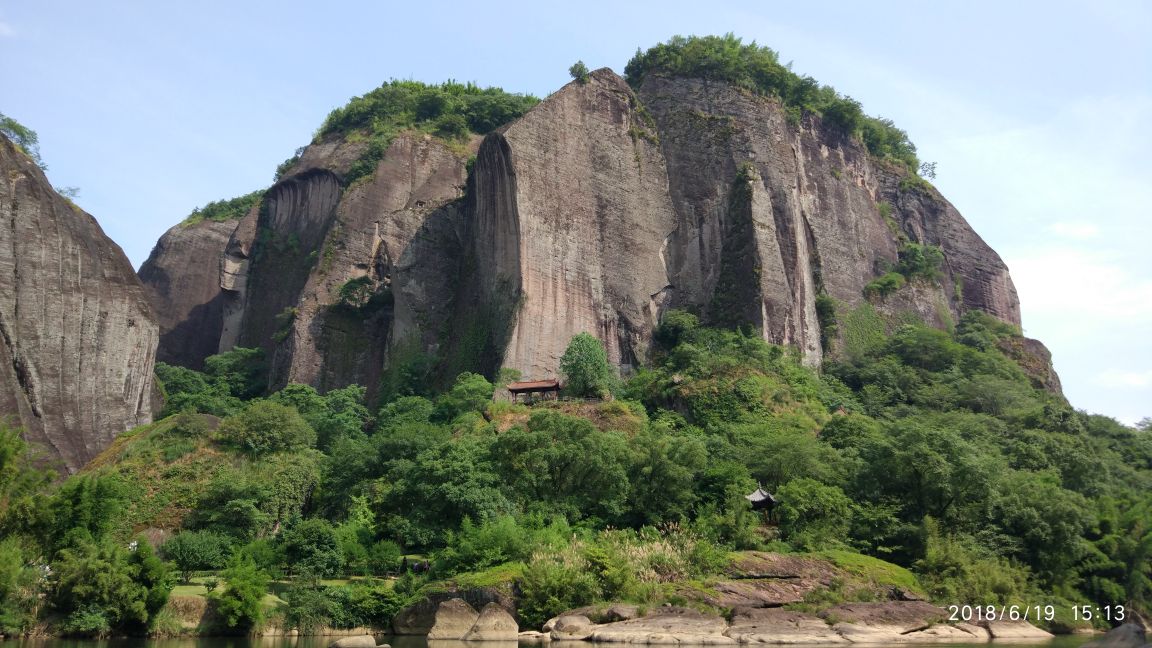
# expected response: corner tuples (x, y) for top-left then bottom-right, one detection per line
(507, 379), (561, 403)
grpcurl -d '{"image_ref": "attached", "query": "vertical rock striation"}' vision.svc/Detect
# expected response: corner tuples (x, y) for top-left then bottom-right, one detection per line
(140, 69), (1028, 399)
(465, 69), (677, 379)
(0, 136), (156, 472)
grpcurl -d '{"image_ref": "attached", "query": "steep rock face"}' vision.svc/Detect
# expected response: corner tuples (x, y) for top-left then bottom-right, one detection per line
(638, 75), (1020, 363)
(274, 134), (471, 396)
(465, 70), (677, 379)
(142, 133), (472, 400)
(0, 136), (157, 472)
(138, 218), (240, 368)
(143, 70), (1029, 395)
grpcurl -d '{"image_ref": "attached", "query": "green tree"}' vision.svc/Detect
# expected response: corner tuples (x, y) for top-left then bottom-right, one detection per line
(367, 540), (403, 576)
(0, 421), (53, 530)
(0, 112), (45, 170)
(209, 557), (269, 631)
(155, 362), (241, 417)
(0, 538), (37, 633)
(560, 333), (615, 398)
(280, 519), (345, 579)
(379, 437), (513, 546)
(626, 427), (708, 525)
(569, 60), (590, 83)
(775, 478), (853, 550)
(433, 372), (494, 422)
(218, 400), (316, 458)
(491, 411), (631, 522)
(163, 531), (232, 583)
(130, 539), (175, 627)
(47, 474), (129, 551)
(989, 470), (1093, 585)
(203, 347), (267, 400)
(51, 538), (172, 635)
(271, 383), (370, 450)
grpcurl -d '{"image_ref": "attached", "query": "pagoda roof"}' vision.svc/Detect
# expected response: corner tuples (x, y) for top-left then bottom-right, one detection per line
(745, 487), (777, 504)
(507, 379), (561, 392)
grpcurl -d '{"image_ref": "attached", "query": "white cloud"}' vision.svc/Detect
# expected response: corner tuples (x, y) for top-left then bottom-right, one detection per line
(1048, 222), (1100, 239)
(1008, 245), (1152, 324)
(1095, 369), (1152, 389)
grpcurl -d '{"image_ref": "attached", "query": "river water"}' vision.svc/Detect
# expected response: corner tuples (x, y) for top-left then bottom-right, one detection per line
(1, 633), (1100, 648)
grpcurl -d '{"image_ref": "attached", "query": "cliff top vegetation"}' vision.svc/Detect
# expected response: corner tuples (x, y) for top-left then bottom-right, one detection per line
(296, 80), (539, 186)
(625, 34), (921, 172)
(181, 189), (264, 226)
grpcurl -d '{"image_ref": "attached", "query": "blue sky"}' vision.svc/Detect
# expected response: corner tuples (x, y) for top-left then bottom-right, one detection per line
(1, 0), (1149, 425)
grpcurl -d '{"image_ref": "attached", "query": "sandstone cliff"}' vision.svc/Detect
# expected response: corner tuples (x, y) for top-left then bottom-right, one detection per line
(462, 70), (676, 379)
(0, 135), (157, 472)
(139, 68), (1039, 398)
(637, 75), (1020, 364)
(138, 218), (241, 369)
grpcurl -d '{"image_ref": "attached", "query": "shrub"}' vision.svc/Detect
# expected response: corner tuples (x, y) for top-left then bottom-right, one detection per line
(218, 401), (316, 458)
(895, 243), (945, 281)
(209, 558), (269, 631)
(517, 555), (601, 629)
(655, 310), (699, 349)
(284, 584), (335, 633)
(815, 294), (838, 349)
(863, 272), (905, 299)
(181, 190), (263, 226)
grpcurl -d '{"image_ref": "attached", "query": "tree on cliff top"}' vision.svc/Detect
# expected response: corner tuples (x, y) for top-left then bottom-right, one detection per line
(0, 112), (45, 170)
(560, 333), (615, 398)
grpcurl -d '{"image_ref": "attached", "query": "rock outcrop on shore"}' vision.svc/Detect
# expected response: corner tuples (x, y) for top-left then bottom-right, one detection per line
(534, 601), (1052, 645)
(424, 599), (518, 642)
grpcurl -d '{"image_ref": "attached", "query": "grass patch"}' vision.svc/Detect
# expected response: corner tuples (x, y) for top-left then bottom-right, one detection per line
(841, 303), (887, 358)
(453, 562), (525, 589)
(813, 549), (922, 593)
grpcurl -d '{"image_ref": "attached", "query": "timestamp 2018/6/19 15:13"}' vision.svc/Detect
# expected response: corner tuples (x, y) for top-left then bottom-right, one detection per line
(947, 604), (1125, 623)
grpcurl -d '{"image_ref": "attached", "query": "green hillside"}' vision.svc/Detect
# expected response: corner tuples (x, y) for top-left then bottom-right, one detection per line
(1, 307), (1148, 637)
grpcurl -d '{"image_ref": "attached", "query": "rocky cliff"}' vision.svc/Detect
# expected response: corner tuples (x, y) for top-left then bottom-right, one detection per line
(0, 136), (157, 472)
(139, 68), (1036, 398)
(138, 217), (242, 369)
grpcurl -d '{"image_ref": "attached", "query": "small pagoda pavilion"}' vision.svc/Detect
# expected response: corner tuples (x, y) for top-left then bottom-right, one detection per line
(745, 484), (778, 522)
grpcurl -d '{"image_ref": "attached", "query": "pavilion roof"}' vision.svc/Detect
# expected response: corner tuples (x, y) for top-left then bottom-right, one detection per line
(745, 487), (777, 504)
(507, 379), (560, 392)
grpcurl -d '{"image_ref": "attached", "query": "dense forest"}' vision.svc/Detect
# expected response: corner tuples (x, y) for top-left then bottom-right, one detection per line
(1, 308), (1148, 636)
